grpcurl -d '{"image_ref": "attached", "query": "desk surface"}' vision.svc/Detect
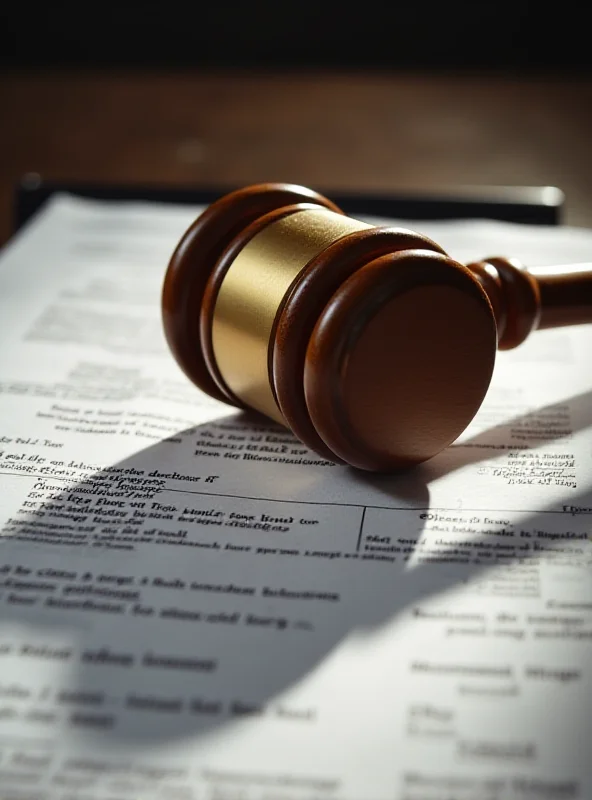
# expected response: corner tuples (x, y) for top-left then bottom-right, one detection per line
(1, 70), (591, 245)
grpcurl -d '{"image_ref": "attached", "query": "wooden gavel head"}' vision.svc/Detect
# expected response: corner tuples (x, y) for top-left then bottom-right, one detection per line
(162, 183), (590, 472)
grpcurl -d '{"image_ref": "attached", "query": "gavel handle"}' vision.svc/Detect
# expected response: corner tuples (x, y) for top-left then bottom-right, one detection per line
(530, 263), (592, 329)
(465, 257), (592, 349)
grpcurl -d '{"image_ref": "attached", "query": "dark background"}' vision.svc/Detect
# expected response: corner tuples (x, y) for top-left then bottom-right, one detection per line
(1, 2), (590, 72)
(1, 1), (592, 245)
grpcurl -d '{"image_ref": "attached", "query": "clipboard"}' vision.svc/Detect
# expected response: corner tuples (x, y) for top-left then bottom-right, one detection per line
(13, 174), (564, 232)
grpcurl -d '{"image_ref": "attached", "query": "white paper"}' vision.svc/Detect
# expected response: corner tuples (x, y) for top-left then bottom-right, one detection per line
(0, 195), (591, 800)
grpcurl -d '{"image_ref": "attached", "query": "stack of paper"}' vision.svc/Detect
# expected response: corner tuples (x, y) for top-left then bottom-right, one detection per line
(0, 195), (591, 800)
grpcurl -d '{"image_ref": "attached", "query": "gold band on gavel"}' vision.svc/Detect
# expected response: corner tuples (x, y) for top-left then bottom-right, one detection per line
(211, 208), (371, 424)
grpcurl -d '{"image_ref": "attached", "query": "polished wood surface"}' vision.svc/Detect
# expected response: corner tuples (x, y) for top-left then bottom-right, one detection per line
(162, 183), (592, 471)
(2, 70), (592, 248)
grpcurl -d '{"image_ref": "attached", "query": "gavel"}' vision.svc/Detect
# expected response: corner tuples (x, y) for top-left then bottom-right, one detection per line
(161, 183), (592, 472)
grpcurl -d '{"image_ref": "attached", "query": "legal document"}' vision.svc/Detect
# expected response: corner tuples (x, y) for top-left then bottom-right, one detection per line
(0, 195), (591, 800)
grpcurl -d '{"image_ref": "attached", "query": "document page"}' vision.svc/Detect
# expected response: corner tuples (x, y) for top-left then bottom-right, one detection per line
(0, 195), (591, 800)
